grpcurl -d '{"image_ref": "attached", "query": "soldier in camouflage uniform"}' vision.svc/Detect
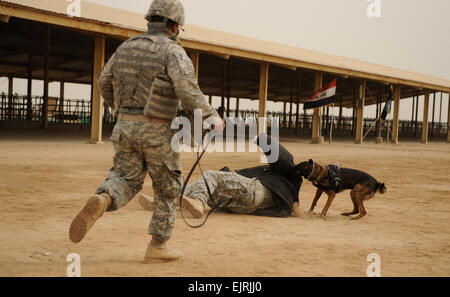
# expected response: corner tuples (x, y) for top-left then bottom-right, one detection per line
(69, 0), (223, 262)
(140, 171), (276, 215)
(183, 170), (276, 215)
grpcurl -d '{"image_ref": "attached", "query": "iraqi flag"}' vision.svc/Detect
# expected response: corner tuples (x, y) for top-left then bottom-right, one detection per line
(304, 78), (337, 109)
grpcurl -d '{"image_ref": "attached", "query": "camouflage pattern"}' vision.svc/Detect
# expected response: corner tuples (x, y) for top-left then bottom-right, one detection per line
(145, 0), (185, 26)
(96, 26), (218, 242)
(144, 77), (181, 120)
(184, 170), (275, 214)
(95, 120), (183, 242)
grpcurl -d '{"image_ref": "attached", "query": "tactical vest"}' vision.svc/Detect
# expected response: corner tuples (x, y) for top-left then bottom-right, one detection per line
(112, 33), (175, 115)
(144, 77), (181, 120)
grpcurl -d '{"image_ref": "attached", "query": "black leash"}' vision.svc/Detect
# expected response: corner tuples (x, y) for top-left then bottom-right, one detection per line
(179, 129), (231, 229)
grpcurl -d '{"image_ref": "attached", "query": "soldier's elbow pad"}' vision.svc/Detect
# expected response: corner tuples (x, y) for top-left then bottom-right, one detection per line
(144, 78), (181, 120)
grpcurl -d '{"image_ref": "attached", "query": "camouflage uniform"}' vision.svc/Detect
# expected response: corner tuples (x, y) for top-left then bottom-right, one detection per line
(96, 23), (218, 242)
(184, 170), (275, 214)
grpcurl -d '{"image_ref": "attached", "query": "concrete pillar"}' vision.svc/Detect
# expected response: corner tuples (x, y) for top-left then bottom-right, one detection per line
(90, 35), (105, 144)
(355, 80), (366, 144)
(422, 91), (430, 143)
(312, 72), (323, 143)
(258, 63), (269, 135)
(391, 85), (401, 144)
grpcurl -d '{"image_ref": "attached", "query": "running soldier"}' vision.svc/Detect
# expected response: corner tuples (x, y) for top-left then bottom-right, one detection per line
(69, 0), (223, 262)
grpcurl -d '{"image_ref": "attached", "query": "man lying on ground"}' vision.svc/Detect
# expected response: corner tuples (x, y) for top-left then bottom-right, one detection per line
(140, 133), (304, 218)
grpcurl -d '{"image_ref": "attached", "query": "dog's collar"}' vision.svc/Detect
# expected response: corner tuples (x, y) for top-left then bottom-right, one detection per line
(306, 161), (316, 181)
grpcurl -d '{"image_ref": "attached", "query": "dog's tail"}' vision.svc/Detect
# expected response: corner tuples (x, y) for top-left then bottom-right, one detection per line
(375, 182), (387, 194)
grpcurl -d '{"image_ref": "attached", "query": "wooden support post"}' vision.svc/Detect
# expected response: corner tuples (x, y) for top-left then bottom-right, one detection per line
(226, 60), (231, 118)
(41, 24), (50, 129)
(447, 93), (450, 143)
(236, 97), (240, 117)
(220, 60), (226, 118)
(59, 81), (65, 120)
(283, 101), (287, 128)
(258, 63), (269, 135)
(391, 85), (401, 144)
(376, 86), (382, 140)
(439, 92), (442, 126)
(90, 35), (105, 144)
(190, 51), (199, 80)
(208, 95), (212, 105)
(338, 94), (343, 135)
(26, 22), (32, 122)
(415, 90), (419, 136)
(422, 91), (430, 143)
(289, 72), (294, 129)
(431, 92), (436, 137)
(411, 94), (415, 135)
(355, 79), (366, 144)
(7, 75), (13, 120)
(295, 69), (301, 134)
(289, 101), (293, 129)
(312, 72), (323, 143)
(352, 82), (357, 137)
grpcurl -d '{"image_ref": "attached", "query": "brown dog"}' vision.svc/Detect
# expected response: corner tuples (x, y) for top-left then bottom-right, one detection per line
(296, 159), (386, 219)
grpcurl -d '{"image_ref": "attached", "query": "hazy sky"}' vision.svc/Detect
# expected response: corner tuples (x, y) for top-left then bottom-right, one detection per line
(1, 0), (449, 121)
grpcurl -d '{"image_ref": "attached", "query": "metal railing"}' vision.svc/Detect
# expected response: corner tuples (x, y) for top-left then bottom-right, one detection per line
(0, 94), (447, 139)
(0, 93), (116, 128)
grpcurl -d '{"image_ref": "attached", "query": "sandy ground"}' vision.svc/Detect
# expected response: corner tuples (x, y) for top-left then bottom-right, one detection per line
(0, 129), (449, 277)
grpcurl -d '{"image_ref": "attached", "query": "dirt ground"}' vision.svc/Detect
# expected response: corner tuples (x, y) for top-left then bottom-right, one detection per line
(0, 129), (449, 277)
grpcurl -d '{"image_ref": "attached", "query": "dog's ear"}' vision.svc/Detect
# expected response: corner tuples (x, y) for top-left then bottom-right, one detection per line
(309, 159), (314, 164)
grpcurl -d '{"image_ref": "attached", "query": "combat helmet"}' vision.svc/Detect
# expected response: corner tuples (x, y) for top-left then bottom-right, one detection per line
(145, 0), (185, 26)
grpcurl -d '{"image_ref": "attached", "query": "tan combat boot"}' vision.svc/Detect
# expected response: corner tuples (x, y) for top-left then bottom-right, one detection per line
(138, 194), (154, 211)
(181, 196), (204, 219)
(69, 193), (113, 243)
(144, 238), (183, 262)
